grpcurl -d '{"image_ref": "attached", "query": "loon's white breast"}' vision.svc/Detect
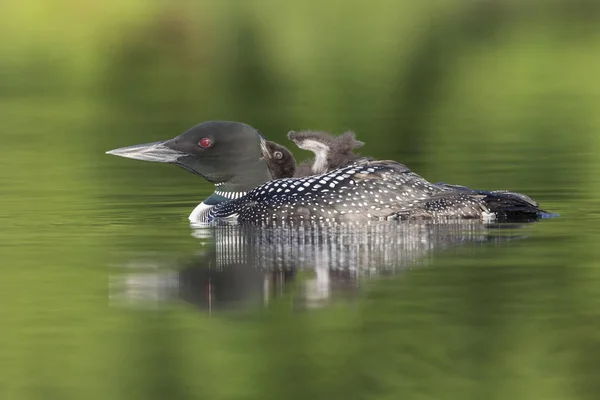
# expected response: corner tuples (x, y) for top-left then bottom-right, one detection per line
(189, 202), (214, 222)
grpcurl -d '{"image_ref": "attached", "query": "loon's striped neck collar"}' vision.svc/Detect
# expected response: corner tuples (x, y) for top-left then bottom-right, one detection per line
(212, 182), (247, 199)
(206, 184), (247, 204)
(189, 184), (247, 222)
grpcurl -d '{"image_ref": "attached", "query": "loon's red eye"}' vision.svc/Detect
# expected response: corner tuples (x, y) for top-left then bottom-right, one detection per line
(199, 137), (212, 148)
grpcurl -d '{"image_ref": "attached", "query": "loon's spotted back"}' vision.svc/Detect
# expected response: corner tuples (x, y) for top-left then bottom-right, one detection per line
(206, 160), (468, 224)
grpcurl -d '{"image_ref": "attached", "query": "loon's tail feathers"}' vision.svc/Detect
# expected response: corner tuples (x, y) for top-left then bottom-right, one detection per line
(387, 191), (488, 221)
(387, 188), (554, 222)
(434, 182), (557, 221)
(436, 183), (536, 203)
(479, 191), (550, 222)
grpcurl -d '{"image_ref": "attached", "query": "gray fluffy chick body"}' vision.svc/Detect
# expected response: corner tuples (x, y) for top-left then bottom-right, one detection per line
(287, 130), (366, 177)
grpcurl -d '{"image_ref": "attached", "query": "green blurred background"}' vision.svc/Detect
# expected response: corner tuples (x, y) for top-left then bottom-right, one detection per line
(2, 0), (600, 399)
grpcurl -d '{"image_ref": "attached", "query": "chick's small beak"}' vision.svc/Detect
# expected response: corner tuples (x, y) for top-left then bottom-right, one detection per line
(260, 139), (272, 160)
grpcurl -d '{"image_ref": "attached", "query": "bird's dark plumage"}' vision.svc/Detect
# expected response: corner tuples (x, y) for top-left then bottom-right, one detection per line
(206, 159), (494, 224)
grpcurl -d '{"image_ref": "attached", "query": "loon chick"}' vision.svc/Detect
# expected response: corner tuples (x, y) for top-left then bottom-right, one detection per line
(106, 121), (550, 224)
(262, 131), (365, 179)
(288, 130), (365, 176)
(262, 140), (297, 179)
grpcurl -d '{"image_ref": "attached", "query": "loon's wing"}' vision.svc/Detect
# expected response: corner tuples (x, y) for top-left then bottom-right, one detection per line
(388, 191), (489, 220)
(210, 160), (442, 224)
(208, 161), (548, 224)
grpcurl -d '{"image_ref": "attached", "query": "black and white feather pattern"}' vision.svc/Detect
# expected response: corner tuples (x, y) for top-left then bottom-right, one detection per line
(203, 160), (503, 224)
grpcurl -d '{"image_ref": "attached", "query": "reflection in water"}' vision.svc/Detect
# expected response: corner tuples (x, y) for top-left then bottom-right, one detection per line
(110, 222), (532, 312)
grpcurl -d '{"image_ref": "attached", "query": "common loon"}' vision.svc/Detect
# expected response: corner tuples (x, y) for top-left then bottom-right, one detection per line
(106, 121), (550, 224)
(288, 130), (366, 177)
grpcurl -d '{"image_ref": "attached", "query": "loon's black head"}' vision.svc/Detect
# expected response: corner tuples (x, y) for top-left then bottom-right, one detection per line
(106, 121), (273, 192)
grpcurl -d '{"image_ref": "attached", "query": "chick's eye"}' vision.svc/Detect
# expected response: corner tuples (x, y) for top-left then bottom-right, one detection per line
(274, 151), (283, 159)
(199, 138), (212, 148)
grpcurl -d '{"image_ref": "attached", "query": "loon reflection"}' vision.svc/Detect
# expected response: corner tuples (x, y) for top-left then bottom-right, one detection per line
(109, 221), (530, 311)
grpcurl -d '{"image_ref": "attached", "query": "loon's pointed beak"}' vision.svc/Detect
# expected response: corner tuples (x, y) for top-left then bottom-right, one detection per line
(106, 141), (185, 163)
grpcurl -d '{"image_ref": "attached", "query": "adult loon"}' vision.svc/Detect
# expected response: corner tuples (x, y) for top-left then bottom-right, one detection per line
(106, 121), (550, 224)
